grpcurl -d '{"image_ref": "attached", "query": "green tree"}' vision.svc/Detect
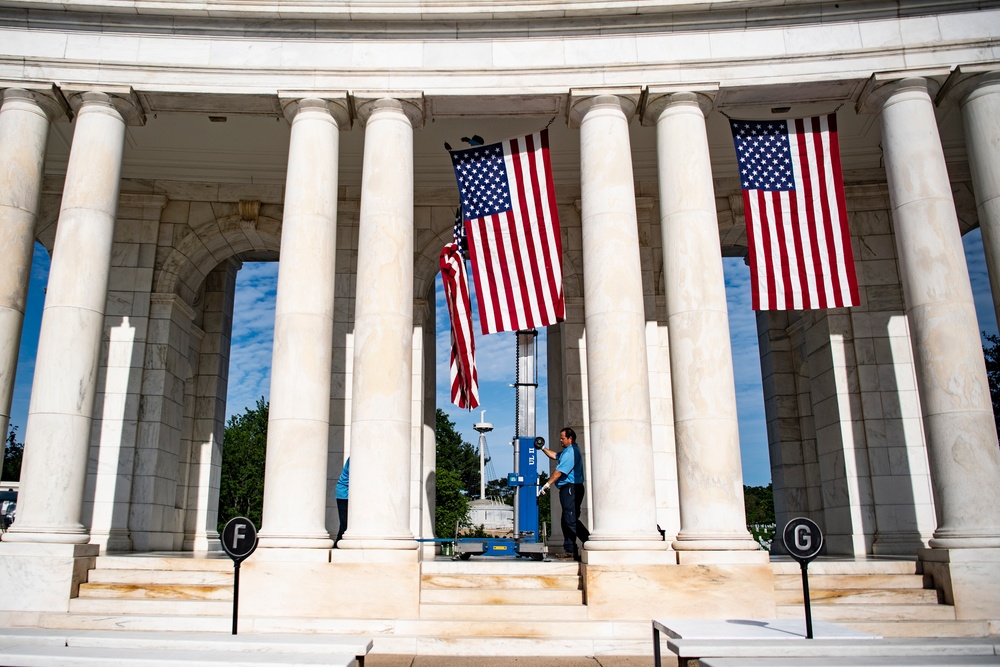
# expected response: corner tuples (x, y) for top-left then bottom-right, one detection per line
(434, 409), (482, 537)
(744, 483), (775, 526)
(3, 425), (23, 482)
(435, 409), (482, 495)
(485, 477), (514, 505)
(537, 470), (551, 535)
(434, 467), (470, 538)
(984, 333), (1000, 444)
(217, 398), (268, 532)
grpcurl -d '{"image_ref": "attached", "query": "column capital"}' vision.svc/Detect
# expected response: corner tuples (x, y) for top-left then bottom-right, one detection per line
(640, 85), (718, 126)
(352, 92), (425, 129)
(568, 88), (641, 129)
(855, 69), (950, 115)
(60, 86), (146, 126)
(936, 64), (1000, 108)
(278, 92), (351, 128)
(0, 83), (70, 121)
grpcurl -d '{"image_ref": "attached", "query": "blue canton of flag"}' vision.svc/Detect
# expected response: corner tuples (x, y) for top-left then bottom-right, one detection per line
(450, 144), (513, 218)
(452, 206), (468, 258)
(732, 121), (795, 192)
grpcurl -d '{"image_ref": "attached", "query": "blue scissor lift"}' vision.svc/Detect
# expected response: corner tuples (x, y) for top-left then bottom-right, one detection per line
(454, 330), (548, 561)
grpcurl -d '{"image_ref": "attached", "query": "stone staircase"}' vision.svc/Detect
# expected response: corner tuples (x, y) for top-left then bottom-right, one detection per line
(19, 554), (994, 655)
(773, 560), (993, 638)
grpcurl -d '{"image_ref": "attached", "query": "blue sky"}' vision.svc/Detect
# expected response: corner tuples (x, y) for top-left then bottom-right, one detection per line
(9, 229), (999, 489)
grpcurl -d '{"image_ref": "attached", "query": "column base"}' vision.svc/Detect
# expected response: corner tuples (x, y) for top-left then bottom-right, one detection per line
(675, 549), (770, 564)
(256, 533), (334, 550)
(0, 542), (98, 612)
(919, 546), (1000, 620)
(872, 531), (931, 556)
(1, 526), (90, 545)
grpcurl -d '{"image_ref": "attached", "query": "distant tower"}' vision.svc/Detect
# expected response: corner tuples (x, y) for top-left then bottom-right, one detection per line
(473, 410), (493, 500)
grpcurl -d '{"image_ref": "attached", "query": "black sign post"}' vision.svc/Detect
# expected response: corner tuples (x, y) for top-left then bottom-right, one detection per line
(782, 517), (823, 639)
(221, 517), (259, 635)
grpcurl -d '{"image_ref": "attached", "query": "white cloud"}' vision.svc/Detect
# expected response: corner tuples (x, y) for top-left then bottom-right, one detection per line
(225, 262), (278, 420)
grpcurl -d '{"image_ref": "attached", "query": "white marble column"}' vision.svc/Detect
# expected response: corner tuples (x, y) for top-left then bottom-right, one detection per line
(570, 93), (667, 559)
(961, 72), (1000, 343)
(644, 91), (761, 559)
(257, 97), (348, 550)
(338, 97), (421, 552)
(877, 78), (1000, 548)
(5, 90), (139, 544)
(0, 88), (61, 442)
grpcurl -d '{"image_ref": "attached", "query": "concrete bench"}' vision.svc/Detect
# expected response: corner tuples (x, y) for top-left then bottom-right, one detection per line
(0, 629), (372, 667)
(0, 644), (359, 666)
(652, 619), (1000, 667)
(653, 618), (877, 667)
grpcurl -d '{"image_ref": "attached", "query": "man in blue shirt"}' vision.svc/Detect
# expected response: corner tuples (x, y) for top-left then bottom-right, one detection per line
(538, 427), (590, 561)
(335, 457), (349, 547)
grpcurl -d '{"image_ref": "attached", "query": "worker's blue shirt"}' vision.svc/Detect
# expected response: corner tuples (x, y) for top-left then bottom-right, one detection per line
(336, 458), (350, 500)
(555, 444), (584, 487)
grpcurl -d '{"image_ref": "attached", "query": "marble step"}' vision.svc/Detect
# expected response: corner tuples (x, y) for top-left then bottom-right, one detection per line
(95, 556), (234, 572)
(418, 602), (590, 620)
(87, 569), (233, 586)
(777, 603), (957, 622)
(390, 617), (647, 640)
(393, 634), (650, 656)
(771, 561), (918, 576)
(775, 588), (940, 605)
(838, 620), (993, 639)
(77, 582), (233, 601)
(419, 586), (585, 605)
(774, 574), (927, 590)
(421, 560), (580, 576)
(421, 573), (582, 590)
(68, 597), (232, 616)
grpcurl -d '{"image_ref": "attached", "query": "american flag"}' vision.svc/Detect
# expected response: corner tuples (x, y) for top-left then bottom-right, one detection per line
(450, 129), (564, 335)
(440, 237), (479, 410)
(730, 114), (859, 310)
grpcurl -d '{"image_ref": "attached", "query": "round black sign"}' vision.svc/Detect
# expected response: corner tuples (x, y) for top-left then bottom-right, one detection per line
(221, 517), (259, 563)
(782, 517), (823, 563)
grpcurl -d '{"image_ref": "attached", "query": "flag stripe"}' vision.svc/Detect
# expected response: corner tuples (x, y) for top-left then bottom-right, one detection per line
(451, 128), (565, 334)
(731, 114), (859, 311)
(440, 242), (479, 410)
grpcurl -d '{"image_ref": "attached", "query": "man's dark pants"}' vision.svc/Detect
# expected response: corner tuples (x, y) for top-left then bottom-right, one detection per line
(335, 498), (348, 547)
(558, 483), (590, 556)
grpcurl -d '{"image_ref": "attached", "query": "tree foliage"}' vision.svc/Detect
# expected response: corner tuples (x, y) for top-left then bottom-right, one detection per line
(984, 333), (1000, 445)
(744, 483), (775, 526)
(217, 398), (268, 532)
(434, 409), (481, 537)
(434, 468), (469, 538)
(3, 425), (23, 482)
(435, 409), (481, 495)
(485, 477), (514, 506)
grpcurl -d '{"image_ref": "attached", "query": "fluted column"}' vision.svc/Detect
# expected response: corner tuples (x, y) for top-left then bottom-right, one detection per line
(0, 88), (62, 442)
(644, 91), (761, 560)
(876, 77), (1000, 548)
(257, 96), (348, 550)
(570, 93), (667, 560)
(339, 96), (421, 551)
(5, 90), (141, 544)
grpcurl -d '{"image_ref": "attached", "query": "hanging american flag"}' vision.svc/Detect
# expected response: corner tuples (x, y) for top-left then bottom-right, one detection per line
(730, 114), (859, 310)
(450, 129), (564, 335)
(440, 237), (479, 410)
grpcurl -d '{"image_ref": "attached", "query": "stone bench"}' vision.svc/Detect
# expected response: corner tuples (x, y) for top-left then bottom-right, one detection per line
(0, 628), (372, 667)
(652, 618), (1000, 667)
(0, 644), (359, 666)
